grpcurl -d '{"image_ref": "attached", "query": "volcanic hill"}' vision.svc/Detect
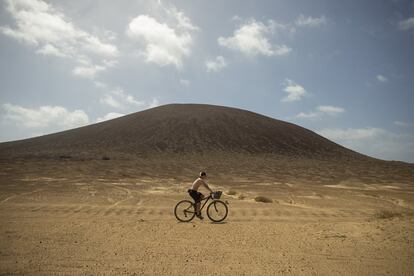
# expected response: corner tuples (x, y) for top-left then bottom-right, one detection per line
(0, 104), (412, 182)
(0, 104), (365, 159)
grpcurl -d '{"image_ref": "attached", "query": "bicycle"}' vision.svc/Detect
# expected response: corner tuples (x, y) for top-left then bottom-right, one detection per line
(174, 191), (228, 222)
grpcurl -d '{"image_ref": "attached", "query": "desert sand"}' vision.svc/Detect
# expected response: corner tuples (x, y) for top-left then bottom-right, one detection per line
(1, 158), (413, 275)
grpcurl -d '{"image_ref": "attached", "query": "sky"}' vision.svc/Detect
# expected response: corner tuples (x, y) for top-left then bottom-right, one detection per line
(0, 0), (413, 162)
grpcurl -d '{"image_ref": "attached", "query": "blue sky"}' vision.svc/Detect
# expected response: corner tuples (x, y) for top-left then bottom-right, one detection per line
(0, 0), (413, 162)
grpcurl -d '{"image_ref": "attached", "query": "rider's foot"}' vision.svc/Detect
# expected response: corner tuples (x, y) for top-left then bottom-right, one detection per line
(196, 213), (204, 220)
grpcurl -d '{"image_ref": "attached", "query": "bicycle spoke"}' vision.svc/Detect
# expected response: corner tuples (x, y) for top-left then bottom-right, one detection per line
(207, 200), (228, 222)
(174, 200), (196, 222)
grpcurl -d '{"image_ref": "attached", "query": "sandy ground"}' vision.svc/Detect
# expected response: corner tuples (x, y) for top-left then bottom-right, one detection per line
(1, 160), (414, 275)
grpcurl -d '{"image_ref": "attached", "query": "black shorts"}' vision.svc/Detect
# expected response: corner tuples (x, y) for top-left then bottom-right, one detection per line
(188, 189), (203, 203)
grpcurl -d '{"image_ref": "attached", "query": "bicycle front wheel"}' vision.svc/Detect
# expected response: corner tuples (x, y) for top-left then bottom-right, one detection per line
(174, 200), (196, 222)
(207, 200), (228, 222)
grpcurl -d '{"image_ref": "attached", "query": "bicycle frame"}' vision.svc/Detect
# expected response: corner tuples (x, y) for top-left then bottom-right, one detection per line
(187, 194), (213, 214)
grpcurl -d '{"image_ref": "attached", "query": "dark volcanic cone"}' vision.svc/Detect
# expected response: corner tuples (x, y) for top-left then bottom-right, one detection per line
(0, 104), (365, 160)
(1, 104), (413, 183)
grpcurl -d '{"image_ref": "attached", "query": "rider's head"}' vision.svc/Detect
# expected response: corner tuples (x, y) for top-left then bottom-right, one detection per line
(199, 171), (207, 178)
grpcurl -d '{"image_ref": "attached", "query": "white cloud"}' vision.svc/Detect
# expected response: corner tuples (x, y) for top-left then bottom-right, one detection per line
(126, 7), (197, 69)
(281, 79), (307, 102)
(398, 17), (414, 31)
(179, 79), (190, 86)
(100, 94), (122, 109)
(36, 44), (66, 57)
(295, 14), (327, 27)
(376, 74), (388, 82)
(93, 81), (107, 88)
(100, 88), (145, 110)
(394, 121), (414, 127)
(231, 15), (243, 22)
(317, 127), (414, 162)
(267, 20), (296, 34)
(0, 0), (118, 79)
(295, 105), (345, 119)
(218, 18), (291, 57)
(81, 36), (119, 57)
(72, 64), (106, 79)
(113, 88), (143, 106)
(205, 56), (228, 72)
(318, 127), (381, 141)
(167, 7), (199, 32)
(1, 103), (89, 130)
(148, 98), (160, 108)
(317, 105), (345, 115)
(96, 112), (125, 123)
(72, 58), (118, 80)
(296, 111), (320, 119)
(99, 89), (159, 112)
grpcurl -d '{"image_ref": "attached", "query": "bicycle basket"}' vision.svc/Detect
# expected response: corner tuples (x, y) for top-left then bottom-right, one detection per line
(212, 191), (222, 199)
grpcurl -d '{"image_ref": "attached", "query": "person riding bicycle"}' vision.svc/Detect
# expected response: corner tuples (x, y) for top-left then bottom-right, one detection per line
(188, 171), (213, 219)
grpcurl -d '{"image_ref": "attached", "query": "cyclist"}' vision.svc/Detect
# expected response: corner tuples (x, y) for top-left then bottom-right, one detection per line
(188, 171), (213, 219)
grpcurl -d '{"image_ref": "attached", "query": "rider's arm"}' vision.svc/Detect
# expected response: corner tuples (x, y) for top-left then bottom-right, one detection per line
(202, 180), (213, 193)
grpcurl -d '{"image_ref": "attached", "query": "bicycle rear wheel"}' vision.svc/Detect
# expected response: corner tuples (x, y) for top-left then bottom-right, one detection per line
(174, 200), (196, 222)
(207, 200), (228, 222)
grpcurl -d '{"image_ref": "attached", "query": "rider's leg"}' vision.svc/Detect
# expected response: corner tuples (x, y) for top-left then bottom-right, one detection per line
(195, 201), (200, 215)
(195, 201), (204, 219)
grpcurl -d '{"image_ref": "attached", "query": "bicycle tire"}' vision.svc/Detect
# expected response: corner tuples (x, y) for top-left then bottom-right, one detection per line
(174, 200), (196, 222)
(207, 200), (228, 222)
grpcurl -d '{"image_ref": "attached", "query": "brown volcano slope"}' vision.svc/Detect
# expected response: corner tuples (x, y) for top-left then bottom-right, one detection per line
(0, 104), (413, 183)
(0, 103), (366, 160)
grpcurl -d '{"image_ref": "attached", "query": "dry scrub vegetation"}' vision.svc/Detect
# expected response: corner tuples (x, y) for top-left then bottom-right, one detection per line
(374, 210), (402, 220)
(226, 190), (237, 195)
(255, 196), (273, 203)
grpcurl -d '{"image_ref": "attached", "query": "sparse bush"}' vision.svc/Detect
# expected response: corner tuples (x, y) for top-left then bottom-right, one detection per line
(102, 156), (110, 160)
(226, 190), (237, 195)
(254, 196), (273, 203)
(374, 210), (401, 220)
(59, 155), (72, 159)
